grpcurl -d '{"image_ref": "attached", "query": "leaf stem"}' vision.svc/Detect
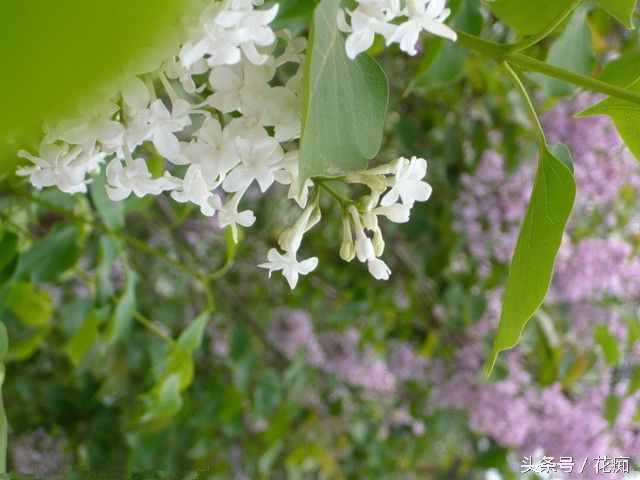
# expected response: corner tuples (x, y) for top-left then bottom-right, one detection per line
(503, 62), (547, 146)
(509, 0), (583, 52)
(456, 31), (640, 106)
(316, 180), (352, 209)
(134, 312), (174, 344)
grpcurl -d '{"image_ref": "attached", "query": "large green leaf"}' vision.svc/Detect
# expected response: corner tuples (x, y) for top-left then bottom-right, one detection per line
(487, 0), (576, 35)
(299, 0), (389, 180)
(488, 144), (576, 373)
(0, 0), (204, 173)
(535, 6), (595, 97)
(596, 0), (638, 27)
(599, 49), (640, 86)
(578, 76), (640, 160)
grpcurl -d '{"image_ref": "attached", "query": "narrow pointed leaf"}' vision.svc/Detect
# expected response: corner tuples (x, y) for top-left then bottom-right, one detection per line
(487, 144), (576, 373)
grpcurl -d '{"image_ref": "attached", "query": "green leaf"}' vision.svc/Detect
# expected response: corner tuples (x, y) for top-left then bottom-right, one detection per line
(0, 233), (18, 273)
(628, 366), (640, 396)
(487, 144), (576, 373)
(15, 225), (81, 282)
(0, 0), (205, 173)
(299, 0), (389, 180)
(165, 311), (210, 389)
(96, 236), (121, 303)
(604, 394), (621, 425)
(535, 6), (595, 97)
(7, 329), (50, 362)
(5, 282), (53, 328)
(90, 169), (125, 230)
(487, 0), (575, 35)
(578, 76), (640, 160)
(596, 0), (638, 27)
(599, 49), (640, 86)
(176, 311), (210, 353)
(141, 373), (184, 424)
(64, 310), (105, 366)
(272, 0), (315, 31)
(0, 323), (8, 363)
(142, 311), (210, 424)
(594, 325), (620, 366)
(106, 270), (138, 346)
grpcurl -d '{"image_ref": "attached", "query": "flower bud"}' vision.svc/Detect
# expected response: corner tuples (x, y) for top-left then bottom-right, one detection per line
(340, 216), (355, 262)
(373, 227), (385, 257)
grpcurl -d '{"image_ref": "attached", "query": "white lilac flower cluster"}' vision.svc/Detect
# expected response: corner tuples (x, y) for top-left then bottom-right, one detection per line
(338, 0), (457, 59)
(16, 0), (438, 290)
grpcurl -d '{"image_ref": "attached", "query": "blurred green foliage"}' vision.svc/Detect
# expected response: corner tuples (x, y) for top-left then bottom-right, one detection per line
(0, 0), (203, 173)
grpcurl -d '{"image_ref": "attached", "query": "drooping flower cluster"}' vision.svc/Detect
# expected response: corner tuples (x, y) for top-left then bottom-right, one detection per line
(338, 0), (457, 59)
(16, 0), (434, 290)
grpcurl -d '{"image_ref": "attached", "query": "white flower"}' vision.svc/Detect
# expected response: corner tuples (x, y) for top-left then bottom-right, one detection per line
(181, 1), (279, 67)
(222, 136), (283, 193)
(341, 0), (400, 59)
(121, 77), (151, 113)
(105, 157), (175, 201)
(278, 200), (321, 255)
(147, 99), (192, 159)
(181, 23), (241, 67)
(367, 257), (391, 280)
(224, 115), (271, 143)
(214, 189), (256, 242)
(216, 2), (280, 65)
(339, 215), (356, 262)
(17, 143), (88, 194)
(274, 32), (307, 67)
(208, 61), (274, 115)
(381, 156), (432, 208)
(47, 103), (124, 151)
(274, 151), (313, 208)
(261, 86), (301, 142)
(179, 117), (240, 187)
(171, 165), (218, 216)
(373, 203), (411, 223)
(164, 57), (207, 95)
(348, 206), (375, 262)
(387, 0), (457, 55)
(259, 248), (318, 289)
